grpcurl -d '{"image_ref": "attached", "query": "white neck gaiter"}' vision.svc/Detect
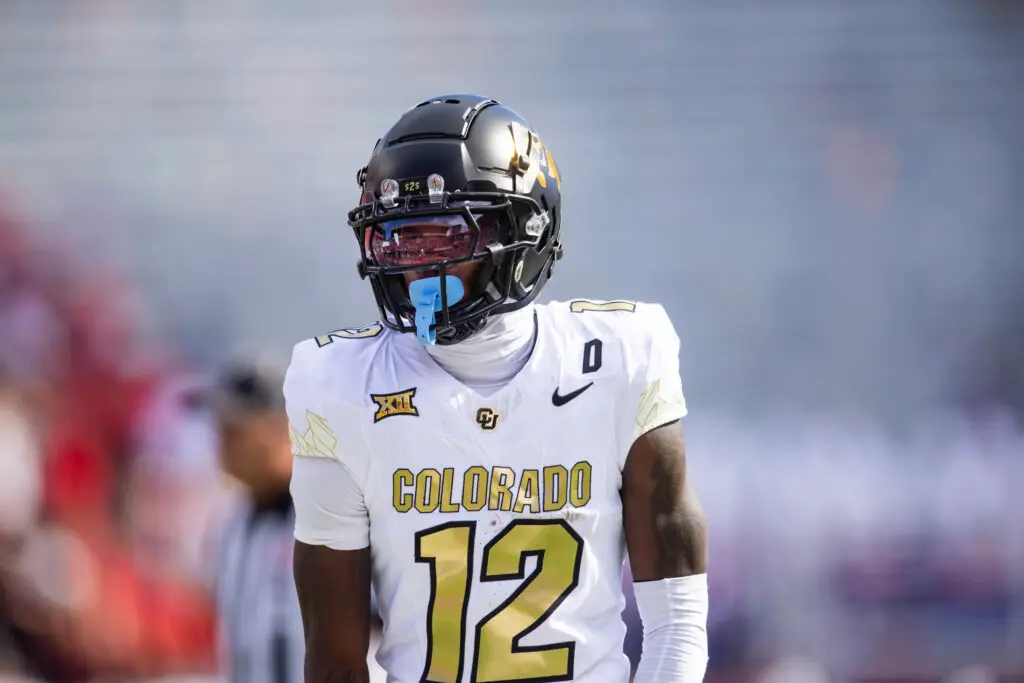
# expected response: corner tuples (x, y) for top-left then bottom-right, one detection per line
(424, 304), (536, 395)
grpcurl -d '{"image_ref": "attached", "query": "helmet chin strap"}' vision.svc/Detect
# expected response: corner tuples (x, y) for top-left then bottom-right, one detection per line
(408, 276), (465, 346)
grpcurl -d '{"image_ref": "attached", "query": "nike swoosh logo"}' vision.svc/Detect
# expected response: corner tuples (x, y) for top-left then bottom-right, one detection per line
(551, 382), (594, 407)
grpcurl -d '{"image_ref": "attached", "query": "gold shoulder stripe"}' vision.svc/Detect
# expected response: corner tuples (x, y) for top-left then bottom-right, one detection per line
(315, 322), (384, 347)
(569, 300), (637, 314)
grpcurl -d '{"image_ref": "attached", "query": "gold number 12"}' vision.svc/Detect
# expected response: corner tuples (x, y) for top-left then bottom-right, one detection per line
(414, 519), (584, 683)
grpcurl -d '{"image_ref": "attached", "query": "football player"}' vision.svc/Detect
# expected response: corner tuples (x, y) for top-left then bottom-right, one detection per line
(286, 95), (709, 683)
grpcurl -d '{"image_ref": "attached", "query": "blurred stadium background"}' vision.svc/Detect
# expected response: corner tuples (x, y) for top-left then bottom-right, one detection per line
(1, 1), (1022, 682)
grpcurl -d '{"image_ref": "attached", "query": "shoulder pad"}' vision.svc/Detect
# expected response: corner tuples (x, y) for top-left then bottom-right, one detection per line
(312, 321), (386, 347)
(548, 298), (672, 339)
(544, 298), (679, 376)
(287, 322), (389, 409)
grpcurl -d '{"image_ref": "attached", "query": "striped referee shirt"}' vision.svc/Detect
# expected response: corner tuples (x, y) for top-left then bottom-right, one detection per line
(214, 492), (304, 683)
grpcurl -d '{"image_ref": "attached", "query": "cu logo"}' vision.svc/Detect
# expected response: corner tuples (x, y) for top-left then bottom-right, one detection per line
(475, 407), (500, 431)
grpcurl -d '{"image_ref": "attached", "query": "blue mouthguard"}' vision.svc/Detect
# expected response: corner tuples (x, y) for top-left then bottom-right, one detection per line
(407, 275), (465, 346)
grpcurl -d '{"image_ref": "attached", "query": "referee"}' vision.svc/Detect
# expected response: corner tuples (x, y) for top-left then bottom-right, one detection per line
(209, 358), (303, 683)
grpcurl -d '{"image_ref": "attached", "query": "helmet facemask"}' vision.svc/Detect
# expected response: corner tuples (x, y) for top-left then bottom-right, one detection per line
(351, 189), (550, 345)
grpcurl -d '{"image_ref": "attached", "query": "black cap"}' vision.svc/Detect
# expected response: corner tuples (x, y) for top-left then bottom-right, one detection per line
(209, 358), (285, 421)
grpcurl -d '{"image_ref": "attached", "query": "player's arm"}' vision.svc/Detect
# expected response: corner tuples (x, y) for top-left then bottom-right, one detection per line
(623, 420), (707, 581)
(293, 541), (371, 683)
(285, 344), (373, 683)
(620, 306), (709, 681)
(622, 424), (709, 682)
(291, 445), (373, 683)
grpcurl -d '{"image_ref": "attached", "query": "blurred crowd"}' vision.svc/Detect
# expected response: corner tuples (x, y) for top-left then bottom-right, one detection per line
(0, 199), (230, 682)
(1, 196), (1022, 683)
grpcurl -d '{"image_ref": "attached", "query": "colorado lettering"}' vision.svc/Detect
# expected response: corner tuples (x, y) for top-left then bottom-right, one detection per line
(392, 462), (592, 514)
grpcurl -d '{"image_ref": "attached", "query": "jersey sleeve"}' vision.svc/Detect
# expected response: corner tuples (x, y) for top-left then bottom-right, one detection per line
(284, 340), (371, 550)
(620, 304), (688, 463)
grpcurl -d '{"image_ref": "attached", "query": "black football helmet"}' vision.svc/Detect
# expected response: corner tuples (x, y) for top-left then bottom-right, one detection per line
(348, 94), (563, 345)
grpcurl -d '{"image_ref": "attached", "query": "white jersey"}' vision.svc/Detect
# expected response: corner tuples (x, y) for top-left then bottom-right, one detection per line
(285, 300), (687, 683)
